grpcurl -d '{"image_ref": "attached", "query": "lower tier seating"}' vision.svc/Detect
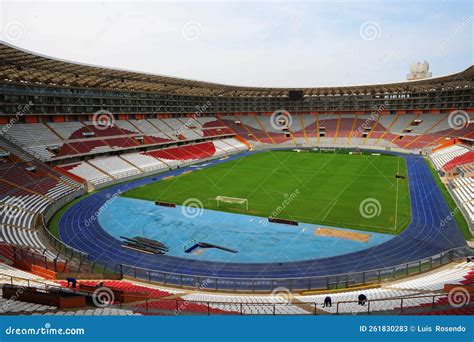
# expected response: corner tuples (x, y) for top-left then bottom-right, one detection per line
(61, 162), (112, 185)
(61, 139), (248, 186)
(0, 155), (83, 254)
(0, 259), (471, 316)
(429, 144), (471, 170)
(450, 177), (474, 222)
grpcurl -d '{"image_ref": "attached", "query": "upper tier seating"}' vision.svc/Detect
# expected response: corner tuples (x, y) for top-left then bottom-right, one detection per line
(46, 122), (85, 140)
(128, 120), (166, 138)
(197, 117), (227, 128)
(58, 139), (113, 156)
(0, 123), (63, 160)
(79, 122), (131, 138)
(1, 118), (236, 161)
(157, 118), (200, 140)
(218, 113), (471, 150)
(1, 114), (471, 163)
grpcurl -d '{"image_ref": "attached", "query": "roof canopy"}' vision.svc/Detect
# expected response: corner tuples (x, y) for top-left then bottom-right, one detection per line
(1, 42), (473, 97)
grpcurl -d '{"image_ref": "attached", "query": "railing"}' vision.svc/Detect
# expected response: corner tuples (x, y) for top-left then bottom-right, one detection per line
(1, 270), (472, 315)
(130, 293), (474, 316)
(253, 144), (419, 155)
(7, 228), (473, 293)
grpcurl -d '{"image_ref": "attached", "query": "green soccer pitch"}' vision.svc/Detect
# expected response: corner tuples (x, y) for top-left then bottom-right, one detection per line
(123, 151), (411, 234)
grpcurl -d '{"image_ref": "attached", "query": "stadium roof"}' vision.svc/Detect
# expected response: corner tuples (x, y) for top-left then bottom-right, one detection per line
(1, 42), (473, 97)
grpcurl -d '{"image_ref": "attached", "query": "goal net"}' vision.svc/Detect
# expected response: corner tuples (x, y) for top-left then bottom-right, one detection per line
(319, 147), (336, 154)
(215, 196), (248, 212)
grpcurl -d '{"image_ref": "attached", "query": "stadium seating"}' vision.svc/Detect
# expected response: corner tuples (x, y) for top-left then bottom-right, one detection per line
(61, 162), (112, 185)
(46, 122), (85, 140)
(59, 138), (248, 185)
(450, 177), (474, 222)
(429, 144), (471, 170)
(177, 261), (474, 315)
(442, 152), (474, 172)
(0, 263), (56, 288)
(218, 113), (458, 149)
(88, 156), (141, 180)
(120, 153), (168, 173)
(0, 264), (142, 315)
(0, 252), (471, 316)
(0, 118), (237, 161)
(0, 123), (63, 160)
(128, 120), (166, 137)
(0, 114), (471, 164)
(0, 150), (82, 255)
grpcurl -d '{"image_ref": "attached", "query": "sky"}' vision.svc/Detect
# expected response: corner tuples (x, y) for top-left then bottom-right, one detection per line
(0, 0), (472, 88)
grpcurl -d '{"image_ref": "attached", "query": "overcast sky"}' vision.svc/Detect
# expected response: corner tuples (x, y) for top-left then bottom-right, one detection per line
(0, 0), (472, 87)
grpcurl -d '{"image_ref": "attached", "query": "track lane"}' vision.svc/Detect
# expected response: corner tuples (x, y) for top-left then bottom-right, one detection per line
(58, 151), (468, 281)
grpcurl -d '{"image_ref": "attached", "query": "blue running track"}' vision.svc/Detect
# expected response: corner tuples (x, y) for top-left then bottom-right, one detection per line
(59, 151), (467, 283)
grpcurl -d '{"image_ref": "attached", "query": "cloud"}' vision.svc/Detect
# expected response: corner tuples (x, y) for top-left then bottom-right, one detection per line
(1, 0), (471, 87)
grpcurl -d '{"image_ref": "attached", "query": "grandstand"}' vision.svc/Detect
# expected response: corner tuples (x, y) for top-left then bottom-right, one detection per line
(0, 42), (472, 317)
(0, 248), (472, 315)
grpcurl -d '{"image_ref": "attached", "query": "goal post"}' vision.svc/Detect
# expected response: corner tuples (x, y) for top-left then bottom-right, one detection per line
(319, 147), (337, 154)
(215, 196), (248, 212)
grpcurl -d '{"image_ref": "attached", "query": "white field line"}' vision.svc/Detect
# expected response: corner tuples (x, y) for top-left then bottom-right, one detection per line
(322, 199), (338, 221)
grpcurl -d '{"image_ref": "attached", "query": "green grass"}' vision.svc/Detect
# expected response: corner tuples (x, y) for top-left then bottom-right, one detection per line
(426, 159), (472, 241)
(123, 150), (411, 234)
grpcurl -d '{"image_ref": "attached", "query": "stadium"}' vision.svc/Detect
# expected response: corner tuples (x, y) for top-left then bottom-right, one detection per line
(0, 36), (473, 319)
